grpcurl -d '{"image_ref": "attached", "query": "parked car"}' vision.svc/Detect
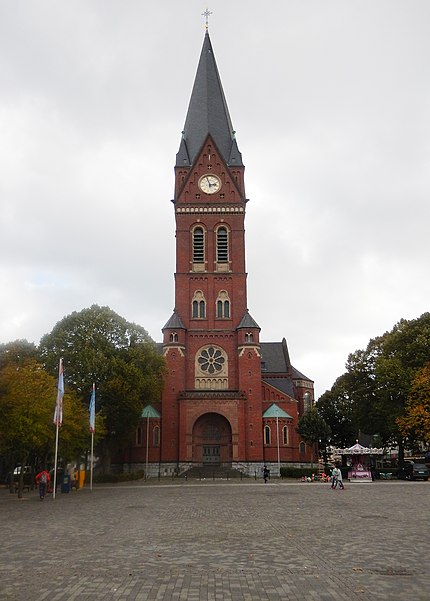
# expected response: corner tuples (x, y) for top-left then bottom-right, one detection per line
(397, 462), (429, 481)
(12, 466), (34, 490)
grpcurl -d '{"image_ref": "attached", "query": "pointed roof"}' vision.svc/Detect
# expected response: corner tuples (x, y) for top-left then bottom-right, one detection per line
(237, 310), (260, 330)
(263, 403), (293, 419)
(141, 404), (161, 419)
(176, 32), (243, 168)
(162, 310), (186, 330)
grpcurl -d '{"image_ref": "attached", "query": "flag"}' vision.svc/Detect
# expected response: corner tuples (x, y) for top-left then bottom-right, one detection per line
(53, 358), (64, 426)
(89, 383), (96, 434)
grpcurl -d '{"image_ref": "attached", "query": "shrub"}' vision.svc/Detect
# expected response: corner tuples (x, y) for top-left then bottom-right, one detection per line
(280, 466), (316, 479)
(93, 470), (145, 483)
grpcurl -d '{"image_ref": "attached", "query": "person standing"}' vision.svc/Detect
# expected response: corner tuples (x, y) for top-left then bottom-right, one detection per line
(35, 468), (50, 500)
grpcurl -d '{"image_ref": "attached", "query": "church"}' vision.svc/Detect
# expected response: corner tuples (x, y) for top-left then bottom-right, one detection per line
(120, 31), (314, 476)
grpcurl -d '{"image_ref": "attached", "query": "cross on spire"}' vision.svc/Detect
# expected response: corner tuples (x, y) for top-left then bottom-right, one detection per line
(202, 8), (213, 31)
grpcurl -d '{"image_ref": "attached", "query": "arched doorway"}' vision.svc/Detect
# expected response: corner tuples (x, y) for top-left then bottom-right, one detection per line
(192, 413), (232, 466)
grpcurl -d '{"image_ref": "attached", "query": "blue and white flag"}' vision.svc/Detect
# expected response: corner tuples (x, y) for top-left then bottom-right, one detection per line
(89, 383), (96, 434)
(53, 359), (64, 426)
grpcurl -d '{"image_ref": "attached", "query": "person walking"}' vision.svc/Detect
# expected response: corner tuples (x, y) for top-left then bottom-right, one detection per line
(35, 468), (50, 500)
(331, 465), (344, 489)
(263, 465), (270, 483)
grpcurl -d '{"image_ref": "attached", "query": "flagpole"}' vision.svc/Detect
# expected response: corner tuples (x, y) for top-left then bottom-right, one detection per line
(90, 430), (94, 491)
(53, 420), (59, 500)
(52, 358), (64, 500)
(145, 415), (150, 480)
(89, 382), (96, 492)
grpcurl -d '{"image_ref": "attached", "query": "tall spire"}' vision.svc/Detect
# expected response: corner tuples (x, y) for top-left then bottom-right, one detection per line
(176, 33), (243, 168)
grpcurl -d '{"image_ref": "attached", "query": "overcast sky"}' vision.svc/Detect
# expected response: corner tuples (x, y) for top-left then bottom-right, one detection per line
(1, 1), (429, 398)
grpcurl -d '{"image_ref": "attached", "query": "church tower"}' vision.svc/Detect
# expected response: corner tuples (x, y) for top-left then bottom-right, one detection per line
(161, 32), (262, 471)
(116, 30), (315, 476)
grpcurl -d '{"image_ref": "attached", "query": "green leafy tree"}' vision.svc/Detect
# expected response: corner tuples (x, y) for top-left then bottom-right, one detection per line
(0, 359), (88, 496)
(297, 407), (331, 468)
(316, 374), (357, 447)
(324, 313), (430, 462)
(0, 339), (38, 369)
(38, 305), (166, 470)
(397, 362), (430, 448)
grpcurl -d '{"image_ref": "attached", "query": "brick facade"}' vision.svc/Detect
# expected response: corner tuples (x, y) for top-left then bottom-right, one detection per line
(118, 33), (315, 476)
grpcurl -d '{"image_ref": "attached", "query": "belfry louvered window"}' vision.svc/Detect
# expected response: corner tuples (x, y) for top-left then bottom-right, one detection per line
(193, 227), (205, 263)
(216, 227), (228, 263)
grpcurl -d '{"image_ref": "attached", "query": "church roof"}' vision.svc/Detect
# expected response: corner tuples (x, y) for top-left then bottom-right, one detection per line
(262, 377), (295, 398)
(260, 340), (291, 373)
(162, 310), (186, 330)
(261, 339), (313, 383)
(141, 404), (161, 419)
(176, 32), (243, 168)
(263, 403), (293, 419)
(237, 310), (260, 330)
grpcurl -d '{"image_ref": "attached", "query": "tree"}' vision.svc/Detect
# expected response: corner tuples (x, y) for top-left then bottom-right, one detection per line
(397, 362), (430, 448)
(0, 359), (88, 497)
(297, 407), (331, 468)
(316, 374), (357, 447)
(320, 312), (430, 462)
(38, 305), (166, 470)
(0, 339), (38, 370)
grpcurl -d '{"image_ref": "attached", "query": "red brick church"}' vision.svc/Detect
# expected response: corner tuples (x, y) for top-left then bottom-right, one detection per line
(120, 32), (314, 476)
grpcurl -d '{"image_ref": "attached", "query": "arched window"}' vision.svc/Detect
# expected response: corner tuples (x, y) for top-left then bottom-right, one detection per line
(153, 426), (160, 447)
(245, 332), (253, 343)
(303, 392), (312, 412)
(169, 332), (178, 343)
(136, 427), (142, 446)
(193, 226), (205, 264)
(216, 226), (229, 263)
(216, 290), (230, 319)
(192, 291), (206, 319)
(282, 426), (289, 445)
(299, 441), (306, 454)
(264, 425), (271, 445)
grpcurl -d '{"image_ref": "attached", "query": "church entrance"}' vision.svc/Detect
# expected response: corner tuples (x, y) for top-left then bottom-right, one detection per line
(192, 413), (232, 466)
(202, 445), (220, 465)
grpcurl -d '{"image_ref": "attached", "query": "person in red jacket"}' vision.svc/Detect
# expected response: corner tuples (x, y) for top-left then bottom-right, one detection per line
(35, 469), (50, 500)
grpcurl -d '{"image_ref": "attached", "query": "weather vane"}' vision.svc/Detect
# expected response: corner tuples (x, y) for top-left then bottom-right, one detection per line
(202, 8), (213, 31)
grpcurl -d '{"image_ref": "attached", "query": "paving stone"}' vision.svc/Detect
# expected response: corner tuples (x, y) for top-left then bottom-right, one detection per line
(1, 480), (429, 600)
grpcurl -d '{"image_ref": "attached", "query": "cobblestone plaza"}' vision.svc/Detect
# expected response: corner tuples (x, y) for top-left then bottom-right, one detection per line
(1, 479), (429, 600)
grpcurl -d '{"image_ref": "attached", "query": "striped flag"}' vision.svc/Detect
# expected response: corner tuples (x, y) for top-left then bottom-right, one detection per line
(89, 383), (96, 434)
(53, 358), (64, 426)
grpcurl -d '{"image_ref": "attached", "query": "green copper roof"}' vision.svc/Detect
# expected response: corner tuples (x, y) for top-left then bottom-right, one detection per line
(141, 405), (160, 419)
(263, 403), (293, 419)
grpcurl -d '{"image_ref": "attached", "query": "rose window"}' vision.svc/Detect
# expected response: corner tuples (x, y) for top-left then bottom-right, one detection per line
(198, 347), (225, 374)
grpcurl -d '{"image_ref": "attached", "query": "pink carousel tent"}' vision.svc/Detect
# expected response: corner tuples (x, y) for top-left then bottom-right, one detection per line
(332, 442), (383, 482)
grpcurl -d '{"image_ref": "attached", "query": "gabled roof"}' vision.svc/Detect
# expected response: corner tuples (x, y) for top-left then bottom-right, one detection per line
(176, 32), (243, 168)
(263, 403), (293, 419)
(260, 339), (313, 383)
(237, 310), (260, 330)
(260, 339), (291, 373)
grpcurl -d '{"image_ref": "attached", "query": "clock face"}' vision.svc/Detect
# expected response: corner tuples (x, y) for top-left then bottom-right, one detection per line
(198, 174), (221, 194)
